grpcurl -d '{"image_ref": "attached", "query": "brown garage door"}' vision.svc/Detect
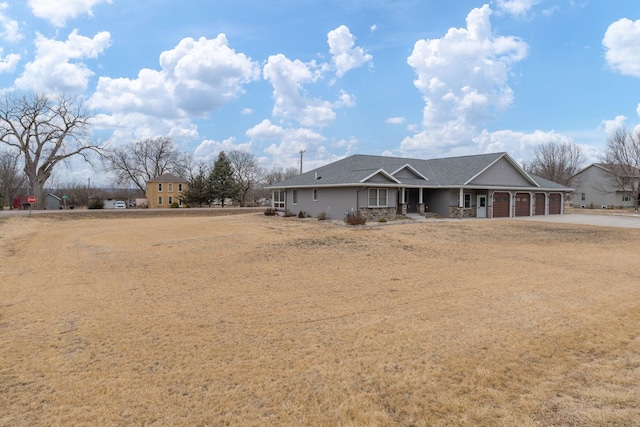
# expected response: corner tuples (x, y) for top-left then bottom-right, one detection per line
(492, 192), (510, 218)
(515, 193), (530, 217)
(535, 193), (546, 215)
(549, 193), (562, 214)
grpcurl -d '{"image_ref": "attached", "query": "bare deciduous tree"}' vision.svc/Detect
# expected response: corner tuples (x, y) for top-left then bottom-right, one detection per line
(0, 93), (98, 209)
(602, 127), (640, 211)
(524, 142), (586, 187)
(0, 149), (27, 208)
(103, 136), (189, 192)
(227, 150), (263, 206)
(257, 165), (299, 203)
(262, 166), (299, 186)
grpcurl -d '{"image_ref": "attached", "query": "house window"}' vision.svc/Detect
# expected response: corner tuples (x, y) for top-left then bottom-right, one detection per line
(368, 188), (388, 207)
(292, 190), (298, 204)
(464, 193), (471, 209)
(168, 183), (173, 192)
(168, 196), (173, 205)
(623, 193), (631, 202)
(158, 196), (163, 205)
(178, 183), (183, 192)
(313, 189), (318, 201)
(274, 190), (285, 209)
(581, 193), (585, 201)
(158, 183), (163, 192)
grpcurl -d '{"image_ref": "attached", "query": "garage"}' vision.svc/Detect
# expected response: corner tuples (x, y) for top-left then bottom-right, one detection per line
(549, 193), (562, 214)
(514, 193), (531, 217)
(535, 193), (546, 215)
(492, 192), (510, 218)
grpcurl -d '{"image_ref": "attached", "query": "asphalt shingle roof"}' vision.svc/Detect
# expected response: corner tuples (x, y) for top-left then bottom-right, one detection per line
(269, 152), (570, 190)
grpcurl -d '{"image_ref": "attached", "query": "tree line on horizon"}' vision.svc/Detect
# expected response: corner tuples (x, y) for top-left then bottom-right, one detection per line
(1, 92), (640, 210)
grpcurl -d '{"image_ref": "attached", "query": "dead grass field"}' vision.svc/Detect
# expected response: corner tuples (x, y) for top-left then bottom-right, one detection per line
(1, 213), (640, 426)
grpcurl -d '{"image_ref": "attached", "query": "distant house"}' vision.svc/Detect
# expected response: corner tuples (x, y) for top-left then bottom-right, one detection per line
(267, 152), (570, 220)
(145, 174), (188, 208)
(44, 193), (62, 210)
(571, 163), (640, 209)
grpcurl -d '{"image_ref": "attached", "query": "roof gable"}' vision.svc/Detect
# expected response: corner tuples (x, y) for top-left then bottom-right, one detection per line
(391, 164), (429, 182)
(360, 169), (401, 184)
(466, 154), (538, 187)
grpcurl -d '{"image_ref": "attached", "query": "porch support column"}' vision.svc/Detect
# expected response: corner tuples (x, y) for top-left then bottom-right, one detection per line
(545, 192), (549, 215)
(458, 188), (464, 218)
(399, 187), (407, 215)
(417, 188), (425, 214)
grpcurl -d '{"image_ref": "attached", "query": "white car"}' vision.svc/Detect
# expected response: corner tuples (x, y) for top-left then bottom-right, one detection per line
(114, 201), (126, 209)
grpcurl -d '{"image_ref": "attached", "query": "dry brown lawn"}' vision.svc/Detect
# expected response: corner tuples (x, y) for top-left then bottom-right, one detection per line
(1, 212), (639, 426)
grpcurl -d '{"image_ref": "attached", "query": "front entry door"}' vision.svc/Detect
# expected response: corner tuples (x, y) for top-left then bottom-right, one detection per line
(477, 195), (487, 218)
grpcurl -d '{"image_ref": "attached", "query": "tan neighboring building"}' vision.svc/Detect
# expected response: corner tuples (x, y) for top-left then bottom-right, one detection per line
(145, 174), (188, 208)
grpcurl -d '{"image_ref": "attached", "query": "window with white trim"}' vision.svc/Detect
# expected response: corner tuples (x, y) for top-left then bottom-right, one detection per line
(168, 196), (173, 205)
(158, 183), (163, 192)
(292, 190), (298, 204)
(464, 193), (471, 209)
(581, 193), (585, 201)
(312, 189), (318, 201)
(168, 183), (173, 192)
(368, 188), (388, 207)
(274, 190), (285, 209)
(158, 196), (163, 205)
(178, 183), (183, 192)
(623, 193), (631, 202)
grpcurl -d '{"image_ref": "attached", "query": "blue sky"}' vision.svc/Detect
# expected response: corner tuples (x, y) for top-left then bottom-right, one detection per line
(1, 0), (639, 185)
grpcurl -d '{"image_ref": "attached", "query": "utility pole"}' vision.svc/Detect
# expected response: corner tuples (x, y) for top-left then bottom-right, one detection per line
(299, 149), (305, 175)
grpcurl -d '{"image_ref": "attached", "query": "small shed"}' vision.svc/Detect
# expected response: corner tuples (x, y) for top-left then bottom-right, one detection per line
(44, 193), (62, 210)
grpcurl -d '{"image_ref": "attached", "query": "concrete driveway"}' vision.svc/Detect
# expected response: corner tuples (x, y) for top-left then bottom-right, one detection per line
(513, 213), (640, 229)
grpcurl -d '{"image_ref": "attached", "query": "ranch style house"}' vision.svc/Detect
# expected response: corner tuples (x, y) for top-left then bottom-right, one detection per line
(268, 152), (570, 220)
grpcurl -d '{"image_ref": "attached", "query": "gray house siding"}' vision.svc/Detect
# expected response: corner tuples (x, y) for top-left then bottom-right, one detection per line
(289, 187), (359, 219)
(366, 173), (395, 184)
(572, 165), (635, 208)
(394, 168), (422, 181)
(470, 157), (532, 187)
(423, 189), (451, 217)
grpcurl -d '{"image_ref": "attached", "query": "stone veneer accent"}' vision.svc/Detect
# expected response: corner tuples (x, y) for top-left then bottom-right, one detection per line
(448, 207), (477, 218)
(358, 207), (398, 221)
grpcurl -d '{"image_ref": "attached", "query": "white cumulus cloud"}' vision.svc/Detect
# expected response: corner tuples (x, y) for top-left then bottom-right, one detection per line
(403, 4), (528, 155)
(327, 25), (372, 78)
(194, 137), (253, 164)
(0, 3), (22, 43)
(603, 18), (640, 77)
(89, 34), (259, 137)
(28, 0), (112, 27)
(15, 30), (111, 93)
(495, 0), (540, 17)
(386, 117), (405, 124)
(263, 53), (337, 127)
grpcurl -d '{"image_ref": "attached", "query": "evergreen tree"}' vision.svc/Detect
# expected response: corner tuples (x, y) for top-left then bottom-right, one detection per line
(208, 151), (238, 207)
(182, 165), (209, 207)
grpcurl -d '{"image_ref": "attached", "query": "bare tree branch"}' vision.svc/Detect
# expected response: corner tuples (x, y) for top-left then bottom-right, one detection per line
(0, 93), (99, 209)
(227, 150), (263, 206)
(602, 127), (640, 211)
(524, 142), (586, 187)
(102, 136), (190, 192)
